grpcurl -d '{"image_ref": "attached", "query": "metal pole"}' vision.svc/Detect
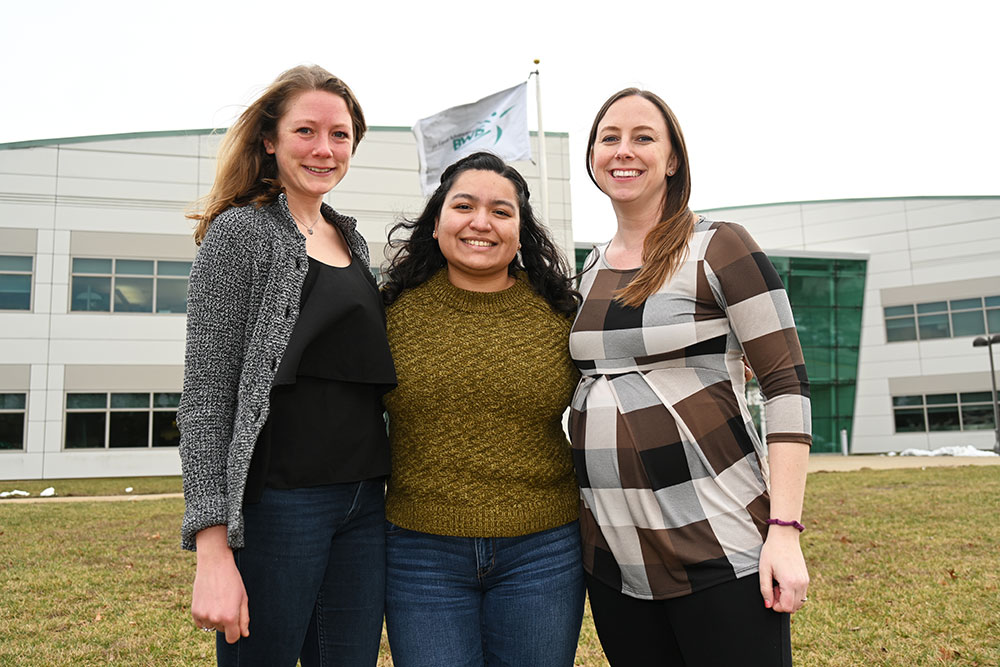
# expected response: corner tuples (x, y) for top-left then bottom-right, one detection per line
(988, 338), (1000, 455)
(531, 60), (550, 226)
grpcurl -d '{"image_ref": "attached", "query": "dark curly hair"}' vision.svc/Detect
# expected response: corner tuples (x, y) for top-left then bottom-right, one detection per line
(382, 152), (579, 315)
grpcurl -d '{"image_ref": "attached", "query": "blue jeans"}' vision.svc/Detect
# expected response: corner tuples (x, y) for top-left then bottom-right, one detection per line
(384, 520), (585, 667)
(216, 480), (386, 667)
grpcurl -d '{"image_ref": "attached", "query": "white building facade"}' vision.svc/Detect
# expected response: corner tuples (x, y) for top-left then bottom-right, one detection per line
(701, 198), (1000, 454)
(0, 128), (573, 481)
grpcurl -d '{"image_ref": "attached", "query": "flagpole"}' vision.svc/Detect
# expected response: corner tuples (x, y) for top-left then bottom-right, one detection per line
(530, 60), (549, 225)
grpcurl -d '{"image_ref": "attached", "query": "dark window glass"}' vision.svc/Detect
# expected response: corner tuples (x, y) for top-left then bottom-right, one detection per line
(836, 347), (860, 378)
(925, 393), (958, 405)
(884, 305), (914, 317)
(109, 412), (149, 447)
(917, 313), (950, 339)
(0, 393), (26, 410)
(111, 393), (149, 409)
(116, 259), (154, 275)
(810, 384), (835, 418)
(960, 392), (993, 403)
(836, 308), (863, 347)
(0, 274), (31, 310)
(810, 417), (836, 451)
(114, 277), (153, 312)
(950, 298), (982, 310)
(793, 307), (834, 347)
(71, 276), (111, 312)
(0, 413), (24, 450)
(802, 347), (833, 383)
(789, 257), (831, 272)
(156, 278), (187, 313)
(951, 310), (986, 337)
(835, 259), (867, 275)
(961, 405), (995, 430)
(0, 256), (33, 271)
(836, 384), (857, 418)
(987, 309), (1000, 334)
(985, 296), (1000, 307)
(916, 301), (948, 314)
(927, 406), (960, 431)
(152, 411), (180, 447)
(894, 408), (926, 432)
(72, 258), (112, 273)
(835, 275), (865, 308)
(789, 274), (833, 308)
(65, 412), (105, 448)
(158, 261), (192, 277)
(67, 393), (106, 409)
(886, 317), (917, 342)
(892, 395), (923, 407)
(153, 393), (181, 408)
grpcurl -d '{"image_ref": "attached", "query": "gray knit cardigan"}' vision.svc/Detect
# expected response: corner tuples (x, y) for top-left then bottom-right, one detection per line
(178, 193), (373, 551)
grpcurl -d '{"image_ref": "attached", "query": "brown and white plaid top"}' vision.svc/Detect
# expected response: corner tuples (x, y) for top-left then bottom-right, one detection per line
(568, 218), (811, 600)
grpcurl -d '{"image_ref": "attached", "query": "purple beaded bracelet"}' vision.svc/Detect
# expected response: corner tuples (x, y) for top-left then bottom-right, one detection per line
(766, 518), (805, 532)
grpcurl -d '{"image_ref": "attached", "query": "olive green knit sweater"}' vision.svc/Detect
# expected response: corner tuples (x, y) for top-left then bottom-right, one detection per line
(384, 269), (580, 537)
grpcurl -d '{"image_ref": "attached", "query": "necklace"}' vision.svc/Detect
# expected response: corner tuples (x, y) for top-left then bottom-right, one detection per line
(291, 210), (322, 236)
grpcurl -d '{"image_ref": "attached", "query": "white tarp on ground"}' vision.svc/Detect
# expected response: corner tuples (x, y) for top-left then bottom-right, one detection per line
(887, 446), (998, 457)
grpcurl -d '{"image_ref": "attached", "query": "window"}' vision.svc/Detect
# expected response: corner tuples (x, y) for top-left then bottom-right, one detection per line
(0, 393), (27, 450)
(70, 258), (191, 313)
(0, 255), (33, 310)
(884, 295), (1000, 342)
(64, 392), (180, 449)
(892, 393), (996, 433)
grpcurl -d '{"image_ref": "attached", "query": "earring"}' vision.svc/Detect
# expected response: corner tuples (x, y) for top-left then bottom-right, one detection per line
(432, 230), (438, 238)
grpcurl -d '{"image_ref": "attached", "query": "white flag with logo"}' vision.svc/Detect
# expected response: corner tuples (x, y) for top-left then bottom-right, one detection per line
(413, 82), (531, 195)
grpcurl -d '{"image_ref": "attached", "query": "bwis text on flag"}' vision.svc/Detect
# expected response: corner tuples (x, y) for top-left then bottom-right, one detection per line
(412, 83), (531, 195)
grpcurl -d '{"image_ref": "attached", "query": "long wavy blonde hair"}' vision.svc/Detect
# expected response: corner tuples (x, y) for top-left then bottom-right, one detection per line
(586, 88), (695, 308)
(189, 65), (366, 245)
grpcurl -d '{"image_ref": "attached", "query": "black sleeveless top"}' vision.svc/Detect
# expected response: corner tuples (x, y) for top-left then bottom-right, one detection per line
(244, 256), (396, 503)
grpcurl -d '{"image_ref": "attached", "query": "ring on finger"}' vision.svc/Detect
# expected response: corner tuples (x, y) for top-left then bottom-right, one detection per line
(200, 627), (214, 632)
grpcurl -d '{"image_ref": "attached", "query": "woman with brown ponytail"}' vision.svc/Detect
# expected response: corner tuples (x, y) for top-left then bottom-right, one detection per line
(568, 89), (812, 665)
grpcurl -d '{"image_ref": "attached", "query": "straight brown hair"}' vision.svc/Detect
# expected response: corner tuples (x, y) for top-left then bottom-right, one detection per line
(586, 88), (695, 308)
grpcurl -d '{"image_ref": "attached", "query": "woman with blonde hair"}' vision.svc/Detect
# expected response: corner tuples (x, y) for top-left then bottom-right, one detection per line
(179, 65), (395, 666)
(569, 88), (811, 665)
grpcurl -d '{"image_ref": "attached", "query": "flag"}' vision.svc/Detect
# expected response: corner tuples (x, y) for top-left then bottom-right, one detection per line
(412, 82), (531, 195)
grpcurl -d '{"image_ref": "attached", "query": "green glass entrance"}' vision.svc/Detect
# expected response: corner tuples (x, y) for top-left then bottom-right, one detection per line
(767, 256), (867, 453)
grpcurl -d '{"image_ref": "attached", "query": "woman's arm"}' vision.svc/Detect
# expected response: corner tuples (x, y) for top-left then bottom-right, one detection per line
(177, 212), (255, 550)
(191, 526), (250, 643)
(703, 222), (812, 612)
(758, 441), (810, 613)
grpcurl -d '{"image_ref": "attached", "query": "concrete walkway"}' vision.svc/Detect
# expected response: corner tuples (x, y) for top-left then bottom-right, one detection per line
(2, 455), (998, 504)
(807, 454), (1000, 472)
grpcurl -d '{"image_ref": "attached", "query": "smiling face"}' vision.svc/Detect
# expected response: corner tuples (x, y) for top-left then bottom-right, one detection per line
(434, 169), (521, 292)
(590, 95), (678, 214)
(262, 89), (353, 208)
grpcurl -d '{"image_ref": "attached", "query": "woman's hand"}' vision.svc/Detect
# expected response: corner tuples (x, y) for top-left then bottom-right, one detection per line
(191, 526), (250, 644)
(758, 525), (809, 613)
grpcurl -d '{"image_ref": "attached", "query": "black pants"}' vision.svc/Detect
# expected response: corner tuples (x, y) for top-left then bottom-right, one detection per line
(586, 571), (792, 666)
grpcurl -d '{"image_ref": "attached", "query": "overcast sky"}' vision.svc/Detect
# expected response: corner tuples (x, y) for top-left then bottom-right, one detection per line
(3, 0), (998, 241)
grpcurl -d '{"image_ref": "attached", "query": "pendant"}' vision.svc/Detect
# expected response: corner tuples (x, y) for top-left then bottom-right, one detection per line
(308, 228), (314, 235)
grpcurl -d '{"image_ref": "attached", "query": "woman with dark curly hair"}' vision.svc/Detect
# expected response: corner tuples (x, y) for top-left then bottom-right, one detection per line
(380, 152), (584, 667)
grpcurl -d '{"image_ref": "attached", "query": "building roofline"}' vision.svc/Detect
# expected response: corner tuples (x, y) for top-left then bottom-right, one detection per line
(0, 127), (568, 151)
(699, 194), (1000, 211)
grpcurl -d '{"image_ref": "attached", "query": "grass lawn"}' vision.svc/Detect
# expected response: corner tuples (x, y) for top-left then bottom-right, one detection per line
(1, 466), (998, 666)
